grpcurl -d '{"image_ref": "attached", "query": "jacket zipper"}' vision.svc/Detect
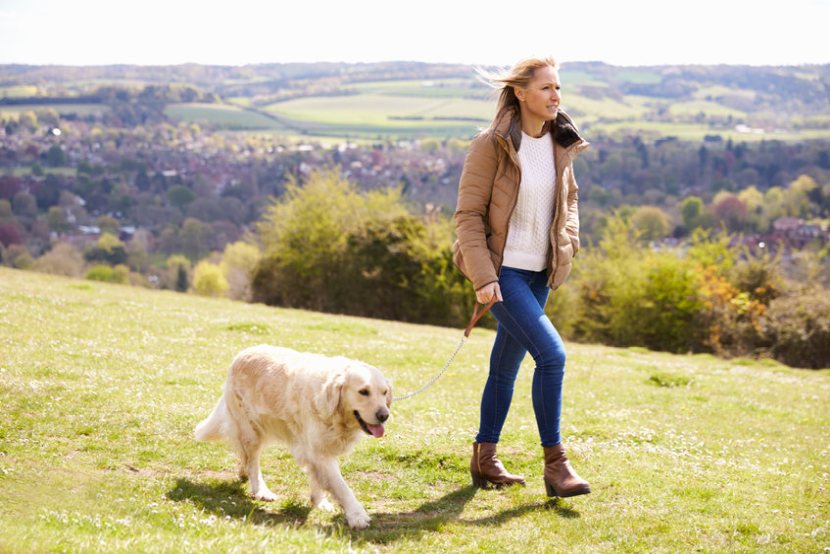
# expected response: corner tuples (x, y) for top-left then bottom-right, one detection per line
(496, 134), (521, 276)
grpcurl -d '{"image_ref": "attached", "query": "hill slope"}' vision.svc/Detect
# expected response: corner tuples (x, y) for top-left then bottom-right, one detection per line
(0, 267), (828, 552)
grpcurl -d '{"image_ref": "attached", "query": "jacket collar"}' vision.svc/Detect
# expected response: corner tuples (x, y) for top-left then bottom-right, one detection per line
(492, 108), (587, 153)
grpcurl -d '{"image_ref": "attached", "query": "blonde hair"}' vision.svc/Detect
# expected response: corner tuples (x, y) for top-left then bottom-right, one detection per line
(477, 56), (559, 127)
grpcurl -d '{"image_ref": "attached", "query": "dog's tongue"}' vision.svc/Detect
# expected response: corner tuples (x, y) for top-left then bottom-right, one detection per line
(366, 423), (385, 438)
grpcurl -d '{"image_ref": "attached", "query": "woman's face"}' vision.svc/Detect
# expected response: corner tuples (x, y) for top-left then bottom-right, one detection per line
(516, 65), (561, 125)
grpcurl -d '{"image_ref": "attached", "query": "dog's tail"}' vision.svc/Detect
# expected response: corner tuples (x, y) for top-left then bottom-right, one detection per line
(194, 391), (228, 442)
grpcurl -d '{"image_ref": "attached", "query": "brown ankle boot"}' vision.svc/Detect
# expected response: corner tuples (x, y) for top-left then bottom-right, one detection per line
(543, 444), (591, 497)
(470, 442), (526, 488)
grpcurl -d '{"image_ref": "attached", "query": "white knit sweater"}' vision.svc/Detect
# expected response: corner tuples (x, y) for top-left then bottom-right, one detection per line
(502, 132), (556, 271)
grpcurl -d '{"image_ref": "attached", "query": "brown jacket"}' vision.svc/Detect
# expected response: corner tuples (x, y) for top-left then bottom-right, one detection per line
(453, 108), (589, 291)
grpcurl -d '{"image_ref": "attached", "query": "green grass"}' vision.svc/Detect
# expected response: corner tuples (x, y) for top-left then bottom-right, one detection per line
(0, 86), (39, 98)
(265, 94), (492, 138)
(8, 166), (77, 177)
(0, 103), (110, 120)
(165, 103), (288, 130)
(342, 78), (486, 99)
(1, 266), (828, 553)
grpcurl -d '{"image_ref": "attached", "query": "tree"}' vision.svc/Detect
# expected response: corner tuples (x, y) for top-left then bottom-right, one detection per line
(165, 254), (191, 291)
(84, 232), (128, 265)
(11, 192), (37, 218)
(0, 199), (12, 218)
(47, 206), (71, 233)
(712, 193), (749, 231)
(96, 215), (120, 236)
(784, 175), (819, 218)
(220, 241), (261, 301)
(176, 265), (189, 292)
(0, 222), (22, 246)
(680, 196), (705, 231)
(738, 185), (765, 231)
(630, 206), (671, 242)
(180, 218), (212, 261)
(45, 144), (66, 167)
(167, 185), (196, 210)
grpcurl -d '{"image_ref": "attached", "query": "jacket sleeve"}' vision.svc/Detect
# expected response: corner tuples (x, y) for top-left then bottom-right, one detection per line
(454, 133), (499, 290)
(564, 166), (580, 255)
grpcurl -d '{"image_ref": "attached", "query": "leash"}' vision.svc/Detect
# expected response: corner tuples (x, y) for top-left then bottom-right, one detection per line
(393, 297), (496, 402)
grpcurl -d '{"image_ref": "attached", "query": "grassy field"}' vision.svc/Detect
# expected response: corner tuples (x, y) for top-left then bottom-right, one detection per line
(164, 103), (288, 131)
(1, 267), (828, 553)
(0, 103), (110, 120)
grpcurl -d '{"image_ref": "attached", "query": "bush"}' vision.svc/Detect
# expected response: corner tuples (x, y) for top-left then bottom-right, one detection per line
(193, 260), (228, 297)
(696, 266), (766, 357)
(252, 169), (475, 327)
(32, 242), (85, 277)
(84, 233), (128, 265)
(763, 290), (830, 369)
(2, 244), (33, 269)
(568, 249), (704, 353)
(220, 241), (260, 301)
(86, 264), (129, 284)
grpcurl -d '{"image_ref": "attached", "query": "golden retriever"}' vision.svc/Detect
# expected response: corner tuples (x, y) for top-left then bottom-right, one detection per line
(194, 344), (392, 529)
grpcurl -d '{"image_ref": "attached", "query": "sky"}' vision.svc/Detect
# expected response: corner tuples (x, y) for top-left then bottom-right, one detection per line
(1, 0), (828, 67)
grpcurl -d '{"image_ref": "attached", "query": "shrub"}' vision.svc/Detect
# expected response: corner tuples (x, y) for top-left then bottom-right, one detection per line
(86, 264), (129, 284)
(32, 242), (85, 277)
(84, 233), (128, 265)
(253, 169), (405, 311)
(340, 215), (471, 325)
(762, 290), (830, 369)
(2, 244), (33, 269)
(220, 241), (261, 301)
(193, 260), (228, 297)
(728, 249), (784, 305)
(696, 265), (766, 357)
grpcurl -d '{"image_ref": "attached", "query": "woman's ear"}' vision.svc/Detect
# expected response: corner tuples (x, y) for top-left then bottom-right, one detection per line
(514, 86), (525, 102)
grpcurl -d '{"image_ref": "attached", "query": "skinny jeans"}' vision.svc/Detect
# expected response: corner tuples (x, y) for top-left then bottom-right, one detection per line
(475, 266), (566, 448)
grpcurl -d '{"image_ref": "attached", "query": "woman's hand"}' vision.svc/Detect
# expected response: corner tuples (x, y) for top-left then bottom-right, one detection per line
(475, 282), (503, 305)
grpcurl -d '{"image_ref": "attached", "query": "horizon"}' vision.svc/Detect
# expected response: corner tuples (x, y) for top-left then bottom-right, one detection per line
(1, 0), (829, 68)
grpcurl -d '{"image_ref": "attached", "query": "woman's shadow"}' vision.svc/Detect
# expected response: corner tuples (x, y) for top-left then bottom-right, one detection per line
(361, 483), (580, 543)
(167, 478), (580, 543)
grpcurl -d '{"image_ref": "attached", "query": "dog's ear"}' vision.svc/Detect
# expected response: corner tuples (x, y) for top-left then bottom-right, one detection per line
(385, 378), (393, 408)
(318, 368), (347, 419)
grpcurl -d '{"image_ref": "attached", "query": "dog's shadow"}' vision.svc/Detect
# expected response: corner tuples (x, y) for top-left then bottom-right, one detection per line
(166, 478), (312, 527)
(167, 478), (580, 543)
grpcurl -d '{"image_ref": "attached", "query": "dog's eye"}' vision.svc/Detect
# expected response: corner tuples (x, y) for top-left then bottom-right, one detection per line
(359, 389), (369, 396)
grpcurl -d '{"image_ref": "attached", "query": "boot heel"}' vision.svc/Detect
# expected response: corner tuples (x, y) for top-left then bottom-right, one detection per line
(545, 480), (558, 497)
(471, 471), (489, 489)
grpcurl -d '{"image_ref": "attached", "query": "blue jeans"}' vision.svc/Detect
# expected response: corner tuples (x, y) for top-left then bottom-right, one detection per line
(475, 266), (566, 448)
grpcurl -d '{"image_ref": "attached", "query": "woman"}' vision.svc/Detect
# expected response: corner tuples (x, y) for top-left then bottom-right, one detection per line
(453, 56), (591, 497)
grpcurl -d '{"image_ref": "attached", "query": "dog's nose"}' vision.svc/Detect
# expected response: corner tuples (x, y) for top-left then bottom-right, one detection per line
(376, 409), (389, 423)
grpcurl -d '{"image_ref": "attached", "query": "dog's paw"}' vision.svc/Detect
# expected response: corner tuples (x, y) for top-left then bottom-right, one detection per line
(253, 489), (278, 502)
(346, 509), (371, 530)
